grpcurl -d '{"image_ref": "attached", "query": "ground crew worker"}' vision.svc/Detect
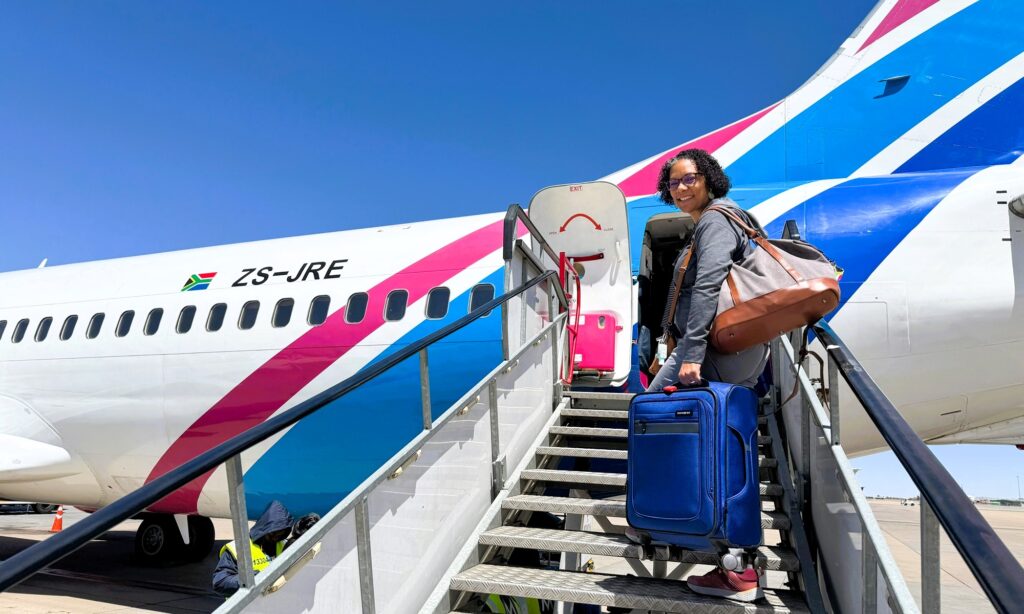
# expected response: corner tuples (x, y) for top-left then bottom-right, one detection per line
(212, 500), (293, 597)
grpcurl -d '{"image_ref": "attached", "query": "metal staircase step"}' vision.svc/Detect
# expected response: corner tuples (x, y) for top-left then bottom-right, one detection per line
(480, 526), (641, 558)
(561, 408), (629, 420)
(503, 495), (786, 528)
(477, 527), (801, 571)
(503, 495), (626, 517)
(521, 469), (626, 487)
(762, 510), (791, 530)
(565, 391), (634, 410)
(551, 427), (767, 444)
(451, 565), (809, 613)
(536, 446), (627, 460)
(549, 425), (627, 439)
(761, 482), (784, 497)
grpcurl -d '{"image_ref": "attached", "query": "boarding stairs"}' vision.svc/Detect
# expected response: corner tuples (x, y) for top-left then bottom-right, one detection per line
(1, 190), (1022, 613)
(441, 390), (814, 613)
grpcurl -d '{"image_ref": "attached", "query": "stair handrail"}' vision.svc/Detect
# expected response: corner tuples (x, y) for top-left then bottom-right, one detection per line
(812, 320), (1024, 613)
(0, 270), (559, 593)
(503, 203), (572, 309)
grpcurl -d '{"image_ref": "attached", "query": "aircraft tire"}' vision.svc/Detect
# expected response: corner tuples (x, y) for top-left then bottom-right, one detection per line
(31, 503), (57, 514)
(181, 516), (216, 563)
(134, 515), (183, 564)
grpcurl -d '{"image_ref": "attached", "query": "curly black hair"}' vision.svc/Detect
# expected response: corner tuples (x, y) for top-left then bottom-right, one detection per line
(656, 148), (731, 205)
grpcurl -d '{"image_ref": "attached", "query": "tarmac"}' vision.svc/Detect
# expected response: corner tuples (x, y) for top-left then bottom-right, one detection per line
(0, 500), (1020, 613)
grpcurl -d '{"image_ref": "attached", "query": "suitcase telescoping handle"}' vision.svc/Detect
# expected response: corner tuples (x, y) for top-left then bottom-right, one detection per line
(661, 379), (709, 394)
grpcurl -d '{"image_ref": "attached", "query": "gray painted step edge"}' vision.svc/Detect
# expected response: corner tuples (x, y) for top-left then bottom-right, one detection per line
(451, 565), (809, 613)
(503, 495), (789, 528)
(478, 526), (800, 572)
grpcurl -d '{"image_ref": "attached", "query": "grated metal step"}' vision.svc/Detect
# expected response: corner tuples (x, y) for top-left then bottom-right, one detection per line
(548, 426), (627, 439)
(451, 564), (809, 613)
(503, 495), (788, 528)
(503, 495), (625, 517)
(565, 391), (634, 410)
(560, 408), (629, 420)
(477, 527), (800, 572)
(521, 469), (626, 487)
(536, 446), (627, 460)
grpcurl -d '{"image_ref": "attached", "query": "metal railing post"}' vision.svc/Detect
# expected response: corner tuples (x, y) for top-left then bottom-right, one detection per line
(520, 258), (529, 348)
(800, 380), (812, 512)
(354, 497), (376, 614)
(488, 379), (504, 497)
(502, 262), (512, 360)
(862, 526), (878, 614)
(419, 348), (432, 430)
(828, 351), (840, 446)
(225, 454), (255, 589)
(922, 498), (941, 613)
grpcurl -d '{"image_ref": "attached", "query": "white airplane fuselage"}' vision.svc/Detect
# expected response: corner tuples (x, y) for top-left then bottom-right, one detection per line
(2, 0), (1024, 520)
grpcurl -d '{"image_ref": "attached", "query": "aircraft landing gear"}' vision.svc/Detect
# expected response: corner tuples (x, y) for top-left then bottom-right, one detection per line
(134, 514), (216, 564)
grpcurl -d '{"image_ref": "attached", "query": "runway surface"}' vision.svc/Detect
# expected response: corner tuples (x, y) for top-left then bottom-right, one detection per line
(0, 501), (1021, 612)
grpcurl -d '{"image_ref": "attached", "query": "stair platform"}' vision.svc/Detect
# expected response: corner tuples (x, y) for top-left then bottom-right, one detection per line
(478, 526), (800, 571)
(451, 564), (809, 613)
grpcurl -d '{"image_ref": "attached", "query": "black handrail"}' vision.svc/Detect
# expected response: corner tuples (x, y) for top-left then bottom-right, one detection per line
(503, 204), (559, 263)
(813, 320), (1024, 613)
(0, 271), (557, 592)
(503, 203), (574, 311)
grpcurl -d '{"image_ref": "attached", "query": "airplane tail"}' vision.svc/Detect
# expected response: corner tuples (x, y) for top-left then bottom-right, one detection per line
(606, 0), (1024, 198)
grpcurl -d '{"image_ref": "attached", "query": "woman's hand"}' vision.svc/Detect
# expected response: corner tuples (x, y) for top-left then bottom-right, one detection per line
(678, 361), (702, 386)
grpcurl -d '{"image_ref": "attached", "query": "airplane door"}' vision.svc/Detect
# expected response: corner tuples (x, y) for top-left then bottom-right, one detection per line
(527, 182), (633, 386)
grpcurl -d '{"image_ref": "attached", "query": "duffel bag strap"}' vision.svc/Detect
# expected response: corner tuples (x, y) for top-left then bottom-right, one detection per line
(706, 206), (805, 284)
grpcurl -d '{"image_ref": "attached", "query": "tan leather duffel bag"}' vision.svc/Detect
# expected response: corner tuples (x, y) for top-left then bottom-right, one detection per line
(671, 206), (840, 353)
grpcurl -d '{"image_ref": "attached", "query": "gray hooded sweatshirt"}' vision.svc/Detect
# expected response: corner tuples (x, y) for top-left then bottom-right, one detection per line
(662, 197), (766, 365)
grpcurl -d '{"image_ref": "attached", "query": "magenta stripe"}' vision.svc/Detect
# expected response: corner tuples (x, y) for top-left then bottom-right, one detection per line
(616, 102), (780, 198)
(857, 0), (940, 53)
(145, 219), (514, 513)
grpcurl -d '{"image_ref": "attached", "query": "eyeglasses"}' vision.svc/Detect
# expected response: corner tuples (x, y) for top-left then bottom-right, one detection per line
(667, 173), (703, 190)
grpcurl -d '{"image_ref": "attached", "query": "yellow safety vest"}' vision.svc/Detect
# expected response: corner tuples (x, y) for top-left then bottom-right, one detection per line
(486, 593), (544, 614)
(220, 540), (285, 572)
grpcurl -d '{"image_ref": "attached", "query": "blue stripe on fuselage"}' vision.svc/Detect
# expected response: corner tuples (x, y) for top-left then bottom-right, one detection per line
(761, 168), (979, 311)
(896, 76), (1024, 172)
(243, 269), (505, 516)
(725, 1), (1024, 185)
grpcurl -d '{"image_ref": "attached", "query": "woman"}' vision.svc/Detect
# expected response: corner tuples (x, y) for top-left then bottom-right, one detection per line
(648, 148), (769, 392)
(647, 148), (768, 602)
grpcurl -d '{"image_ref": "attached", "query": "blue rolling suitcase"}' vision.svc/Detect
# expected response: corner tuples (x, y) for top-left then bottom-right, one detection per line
(626, 381), (762, 550)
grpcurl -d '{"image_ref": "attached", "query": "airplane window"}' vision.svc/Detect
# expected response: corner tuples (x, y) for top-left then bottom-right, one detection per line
(425, 287), (450, 319)
(273, 298), (294, 328)
(308, 295), (331, 326)
(144, 308), (163, 336)
(177, 306), (196, 334)
(60, 315), (78, 340)
(207, 303), (227, 332)
(12, 319), (29, 343)
(385, 290), (408, 322)
(239, 301), (259, 330)
(345, 293), (368, 324)
(35, 317), (53, 342)
(469, 284), (496, 316)
(116, 311), (135, 338)
(0, 320), (6, 341)
(86, 313), (105, 339)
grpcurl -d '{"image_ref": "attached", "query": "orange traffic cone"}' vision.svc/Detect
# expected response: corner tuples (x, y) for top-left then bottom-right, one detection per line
(49, 506), (64, 533)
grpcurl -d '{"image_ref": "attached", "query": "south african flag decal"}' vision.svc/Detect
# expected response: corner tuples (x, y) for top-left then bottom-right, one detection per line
(182, 272), (217, 292)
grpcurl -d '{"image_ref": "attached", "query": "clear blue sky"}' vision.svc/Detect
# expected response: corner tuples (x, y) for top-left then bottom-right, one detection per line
(1, 1), (1021, 498)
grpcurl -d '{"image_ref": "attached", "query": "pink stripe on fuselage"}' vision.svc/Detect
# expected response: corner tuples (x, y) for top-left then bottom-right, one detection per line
(616, 102), (780, 198)
(857, 0), (940, 53)
(145, 218), (516, 513)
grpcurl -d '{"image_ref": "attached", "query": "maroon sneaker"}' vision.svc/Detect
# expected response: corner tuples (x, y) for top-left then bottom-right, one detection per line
(686, 567), (763, 602)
